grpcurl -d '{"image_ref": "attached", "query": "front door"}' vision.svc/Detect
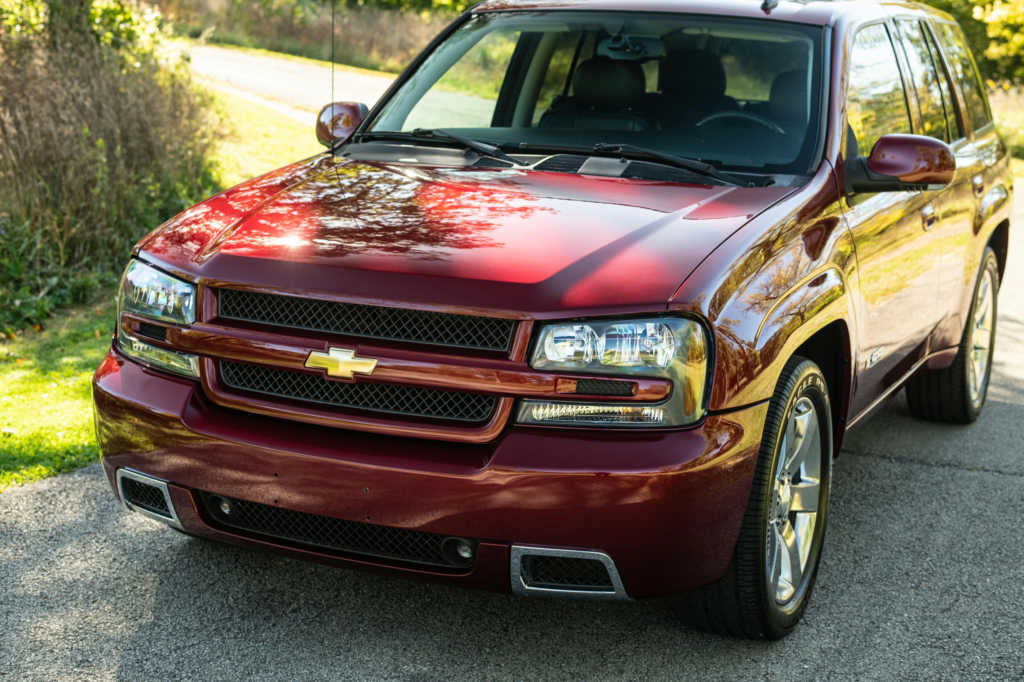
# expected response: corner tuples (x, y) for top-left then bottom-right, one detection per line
(842, 22), (946, 417)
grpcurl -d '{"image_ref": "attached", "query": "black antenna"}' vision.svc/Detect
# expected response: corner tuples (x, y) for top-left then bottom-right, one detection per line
(762, 0), (779, 13)
(330, 0), (336, 107)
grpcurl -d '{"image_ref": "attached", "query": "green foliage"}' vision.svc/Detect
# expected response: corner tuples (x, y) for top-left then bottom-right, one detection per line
(0, 0), (47, 36)
(0, 2), (221, 334)
(973, 1), (1024, 84)
(0, 295), (115, 491)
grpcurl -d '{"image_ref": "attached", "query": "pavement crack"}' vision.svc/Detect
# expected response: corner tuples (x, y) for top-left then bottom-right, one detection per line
(840, 447), (1024, 478)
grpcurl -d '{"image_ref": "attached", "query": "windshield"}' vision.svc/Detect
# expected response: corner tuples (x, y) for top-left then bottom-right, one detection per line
(366, 11), (825, 175)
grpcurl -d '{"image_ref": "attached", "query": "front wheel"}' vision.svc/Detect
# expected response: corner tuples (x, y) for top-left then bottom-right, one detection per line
(676, 357), (833, 639)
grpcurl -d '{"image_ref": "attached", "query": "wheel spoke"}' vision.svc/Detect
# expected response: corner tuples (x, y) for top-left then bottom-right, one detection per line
(789, 479), (820, 513)
(783, 402), (813, 472)
(769, 525), (783, 586)
(781, 520), (803, 588)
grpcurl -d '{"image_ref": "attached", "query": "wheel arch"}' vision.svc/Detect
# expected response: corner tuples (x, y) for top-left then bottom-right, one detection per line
(790, 320), (852, 454)
(988, 219), (1010, 284)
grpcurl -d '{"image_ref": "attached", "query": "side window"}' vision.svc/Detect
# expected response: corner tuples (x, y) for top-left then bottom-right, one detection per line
(923, 24), (963, 140)
(402, 29), (521, 131)
(936, 22), (992, 131)
(847, 24), (912, 155)
(895, 19), (950, 142)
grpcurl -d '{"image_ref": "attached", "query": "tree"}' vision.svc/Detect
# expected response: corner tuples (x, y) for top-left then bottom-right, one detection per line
(974, 0), (1024, 83)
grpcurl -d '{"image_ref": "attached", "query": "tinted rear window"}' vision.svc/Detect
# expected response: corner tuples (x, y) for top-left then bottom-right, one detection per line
(936, 22), (991, 131)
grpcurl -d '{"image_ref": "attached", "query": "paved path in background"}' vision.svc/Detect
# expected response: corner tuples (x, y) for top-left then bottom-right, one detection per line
(185, 43), (495, 129)
(186, 43), (397, 114)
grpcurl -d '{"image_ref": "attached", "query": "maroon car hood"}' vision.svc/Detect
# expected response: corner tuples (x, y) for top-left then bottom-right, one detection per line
(140, 156), (793, 314)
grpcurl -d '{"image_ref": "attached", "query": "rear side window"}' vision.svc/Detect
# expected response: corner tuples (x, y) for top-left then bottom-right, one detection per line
(847, 24), (912, 154)
(895, 19), (950, 142)
(936, 22), (992, 131)
(923, 24), (963, 140)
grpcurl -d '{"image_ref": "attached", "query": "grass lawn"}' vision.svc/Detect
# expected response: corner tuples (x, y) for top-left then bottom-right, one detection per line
(0, 88), (323, 492)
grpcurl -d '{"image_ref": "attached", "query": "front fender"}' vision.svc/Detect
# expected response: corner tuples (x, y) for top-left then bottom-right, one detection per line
(670, 163), (857, 416)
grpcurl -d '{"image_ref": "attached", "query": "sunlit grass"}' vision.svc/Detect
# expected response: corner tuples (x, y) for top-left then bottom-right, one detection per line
(209, 90), (324, 188)
(0, 298), (115, 491)
(0, 89), (322, 492)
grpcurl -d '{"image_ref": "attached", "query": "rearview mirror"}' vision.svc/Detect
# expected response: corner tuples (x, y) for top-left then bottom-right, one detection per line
(316, 102), (369, 147)
(847, 133), (955, 194)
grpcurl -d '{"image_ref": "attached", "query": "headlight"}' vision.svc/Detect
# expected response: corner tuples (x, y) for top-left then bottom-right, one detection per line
(116, 260), (199, 378)
(519, 317), (709, 427)
(119, 260), (196, 325)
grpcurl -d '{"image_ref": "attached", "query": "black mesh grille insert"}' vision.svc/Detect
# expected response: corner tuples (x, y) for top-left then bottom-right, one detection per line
(220, 361), (498, 423)
(218, 289), (516, 353)
(521, 555), (614, 590)
(574, 379), (636, 397)
(121, 478), (170, 516)
(198, 492), (474, 571)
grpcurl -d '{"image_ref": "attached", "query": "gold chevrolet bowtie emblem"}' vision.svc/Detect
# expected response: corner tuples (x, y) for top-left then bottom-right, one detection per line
(305, 347), (378, 379)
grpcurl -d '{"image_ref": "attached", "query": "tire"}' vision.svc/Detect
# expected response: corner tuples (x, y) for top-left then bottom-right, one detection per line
(906, 247), (999, 424)
(676, 357), (833, 640)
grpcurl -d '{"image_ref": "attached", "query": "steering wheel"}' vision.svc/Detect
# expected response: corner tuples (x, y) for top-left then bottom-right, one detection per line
(696, 111), (786, 135)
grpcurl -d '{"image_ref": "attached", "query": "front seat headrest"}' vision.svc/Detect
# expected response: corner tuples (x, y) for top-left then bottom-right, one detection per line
(770, 70), (809, 123)
(661, 49), (727, 101)
(573, 56), (645, 109)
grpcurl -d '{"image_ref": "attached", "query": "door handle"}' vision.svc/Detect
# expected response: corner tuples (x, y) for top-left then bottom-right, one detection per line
(972, 175), (985, 198)
(922, 204), (937, 231)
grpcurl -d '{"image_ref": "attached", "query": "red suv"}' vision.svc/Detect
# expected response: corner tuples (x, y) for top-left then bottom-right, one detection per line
(94, 0), (1010, 638)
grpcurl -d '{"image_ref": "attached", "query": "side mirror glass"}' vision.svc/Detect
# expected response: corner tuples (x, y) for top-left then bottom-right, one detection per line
(316, 102), (369, 147)
(848, 133), (955, 194)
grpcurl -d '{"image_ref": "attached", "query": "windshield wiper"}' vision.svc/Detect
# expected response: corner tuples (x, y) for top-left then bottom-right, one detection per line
(352, 129), (525, 167)
(592, 143), (765, 187)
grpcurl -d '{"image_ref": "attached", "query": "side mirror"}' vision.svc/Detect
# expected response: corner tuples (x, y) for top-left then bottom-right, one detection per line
(316, 102), (369, 147)
(847, 133), (955, 194)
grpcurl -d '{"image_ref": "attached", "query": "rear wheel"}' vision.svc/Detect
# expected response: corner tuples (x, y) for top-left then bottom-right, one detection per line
(677, 357), (833, 639)
(906, 247), (999, 424)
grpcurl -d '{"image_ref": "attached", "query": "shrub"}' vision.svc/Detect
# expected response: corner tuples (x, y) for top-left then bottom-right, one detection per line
(162, 0), (457, 73)
(0, 2), (220, 335)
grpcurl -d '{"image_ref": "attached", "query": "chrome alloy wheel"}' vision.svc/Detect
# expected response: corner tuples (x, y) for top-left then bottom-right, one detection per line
(968, 267), (996, 406)
(766, 396), (823, 605)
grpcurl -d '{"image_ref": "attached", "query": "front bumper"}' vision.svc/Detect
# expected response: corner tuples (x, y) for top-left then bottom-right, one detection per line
(93, 348), (767, 598)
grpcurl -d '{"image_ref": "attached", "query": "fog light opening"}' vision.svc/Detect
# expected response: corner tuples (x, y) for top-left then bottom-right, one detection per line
(217, 497), (233, 517)
(441, 537), (475, 567)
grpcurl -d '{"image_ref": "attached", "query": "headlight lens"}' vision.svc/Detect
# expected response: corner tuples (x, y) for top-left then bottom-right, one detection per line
(118, 260), (196, 325)
(116, 260), (199, 378)
(521, 317), (709, 427)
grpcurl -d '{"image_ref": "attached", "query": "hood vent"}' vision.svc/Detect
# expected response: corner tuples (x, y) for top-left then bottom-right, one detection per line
(534, 155), (589, 174)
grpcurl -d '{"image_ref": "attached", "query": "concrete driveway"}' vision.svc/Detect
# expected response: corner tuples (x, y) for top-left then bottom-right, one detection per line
(2, 45), (1022, 681)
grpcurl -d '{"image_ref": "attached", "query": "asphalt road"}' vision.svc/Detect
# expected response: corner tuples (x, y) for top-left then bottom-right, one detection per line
(186, 44), (396, 114)
(186, 44), (495, 128)
(2, 46), (1022, 681)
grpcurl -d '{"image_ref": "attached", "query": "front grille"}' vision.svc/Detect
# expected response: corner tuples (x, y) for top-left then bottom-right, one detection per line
(218, 289), (516, 353)
(220, 361), (498, 423)
(198, 492), (475, 571)
(521, 555), (614, 590)
(121, 478), (170, 515)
